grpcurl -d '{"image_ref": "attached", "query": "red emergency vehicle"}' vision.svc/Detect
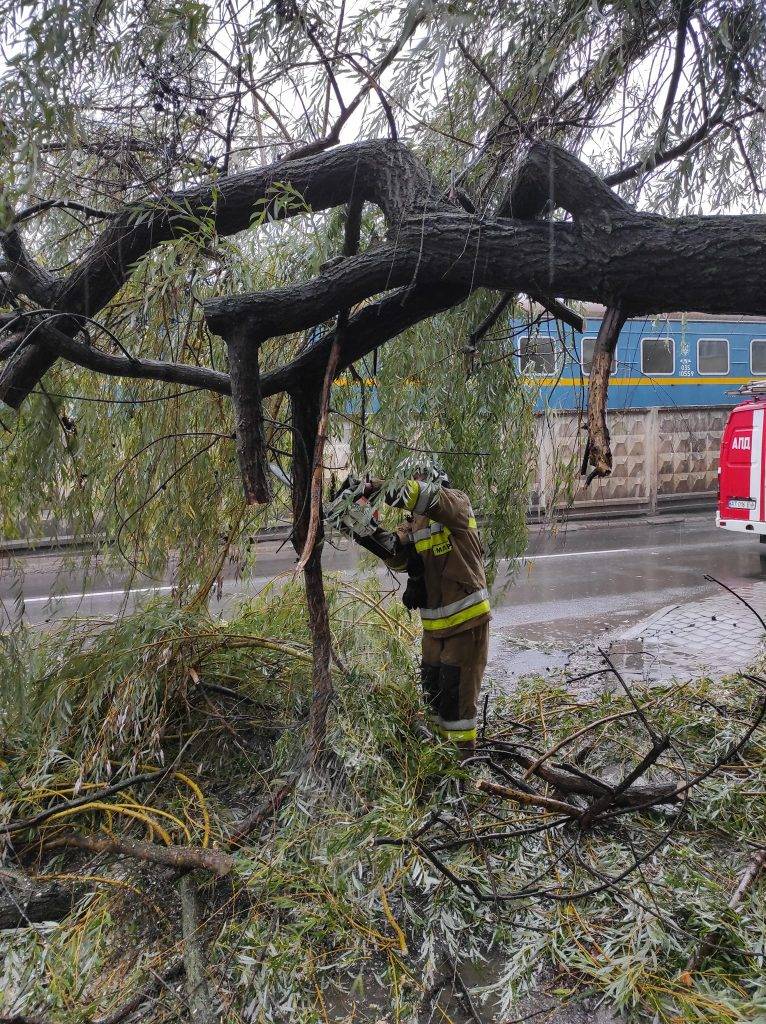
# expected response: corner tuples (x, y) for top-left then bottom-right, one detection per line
(717, 382), (766, 563)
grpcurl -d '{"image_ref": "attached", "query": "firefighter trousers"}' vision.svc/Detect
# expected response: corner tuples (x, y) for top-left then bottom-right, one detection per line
(420, 621), (489, 744)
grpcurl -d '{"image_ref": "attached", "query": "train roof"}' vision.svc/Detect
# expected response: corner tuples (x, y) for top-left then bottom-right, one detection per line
(571, 302), (766, 324)
(518, 299), (766, 325)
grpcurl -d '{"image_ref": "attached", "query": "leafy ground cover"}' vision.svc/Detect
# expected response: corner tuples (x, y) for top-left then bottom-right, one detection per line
(1, 578), (765, 1023)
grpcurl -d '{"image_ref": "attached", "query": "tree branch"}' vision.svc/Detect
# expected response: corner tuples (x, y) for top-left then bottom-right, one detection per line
(284, 12), (423, 159)
(500, 141), (632, 222)
(656, 0), (692, 152)
(41, 833), (234, 875)
(225, 324), (271, 504)
(0, 320), (231, 407)
(59, 139), (437, 321)
(0, 139), (440, 408)
(13, 200), (115, 226)
(294, 197), (363, 573)
(0, 227), (57, 306)
(7, 143), (766, 426)
(603, 111), (731, 186)
(178, 874), (217, 1023)
(584, 305), (627, 481)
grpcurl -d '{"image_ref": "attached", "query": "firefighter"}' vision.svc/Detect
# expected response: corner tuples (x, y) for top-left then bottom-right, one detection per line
(352, 460), (491, 759)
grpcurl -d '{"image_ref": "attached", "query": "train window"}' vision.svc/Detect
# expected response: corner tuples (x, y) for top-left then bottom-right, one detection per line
(520, 335), (557, 374)
(581, 337), (616, 375)
(697, 337), (729, 375)
(751, 339), (766, 375)
(640, 337), (674, 375)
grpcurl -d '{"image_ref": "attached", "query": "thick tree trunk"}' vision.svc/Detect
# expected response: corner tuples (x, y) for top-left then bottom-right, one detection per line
(225, 324), (271, 505)
(7, 140), (766, 415)
(291, 386), (334, 759)
(204, 210), (766, 349)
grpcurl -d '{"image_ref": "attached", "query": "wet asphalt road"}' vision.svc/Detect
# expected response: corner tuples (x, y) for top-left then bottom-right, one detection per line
(2, 512), (763, 635)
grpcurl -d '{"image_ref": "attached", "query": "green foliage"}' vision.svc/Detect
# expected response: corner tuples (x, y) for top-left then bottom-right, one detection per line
(2, 586), (766, 1022)
(2, 3), (766, 1019)
(1, 0), (765, 589)
(344, 291), (538, 575)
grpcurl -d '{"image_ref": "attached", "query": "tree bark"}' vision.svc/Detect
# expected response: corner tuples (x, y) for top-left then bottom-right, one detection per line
(291, 385), (334, 759)
(0, 282), (470, 404)
(42, 833), (233, 876)
(0, 868), (78, 928)
(178, 874), (218, 1024)
(1, 139), (441, 409)
(6, 140), (766, 414)
(224, 323), (271, 504)
(205, 209), (766, 346)
(585, 305), (627, 479)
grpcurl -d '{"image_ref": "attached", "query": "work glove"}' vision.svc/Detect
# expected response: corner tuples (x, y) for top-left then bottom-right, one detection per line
(402, 551), (427, 610)
(402, 575), (427, 610)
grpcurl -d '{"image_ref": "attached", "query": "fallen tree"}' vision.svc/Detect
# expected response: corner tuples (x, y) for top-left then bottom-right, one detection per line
(2, 588), (766, 1022)
(2, 0), (765, 763)
(3, 4), (766, 1015)
(3, 138), (766, 746)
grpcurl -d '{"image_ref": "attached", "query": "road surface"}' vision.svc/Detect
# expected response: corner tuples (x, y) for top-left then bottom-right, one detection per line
(2, 513), (763, 640)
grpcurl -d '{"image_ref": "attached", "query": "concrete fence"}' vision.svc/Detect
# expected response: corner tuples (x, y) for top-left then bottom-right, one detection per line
(4, 405), (734, 553)
(533, 404), (733, 516)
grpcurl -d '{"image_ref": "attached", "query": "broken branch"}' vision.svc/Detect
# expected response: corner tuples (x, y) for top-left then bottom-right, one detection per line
(41, 833), (233, 876)
(475, 778), (583, 818)
(294, 198), (362, 573)
(178, 873), (217, 1023)
(225, 323), (271, 505)
(585, 305), (627, 481)
(0, 765), (173, 836)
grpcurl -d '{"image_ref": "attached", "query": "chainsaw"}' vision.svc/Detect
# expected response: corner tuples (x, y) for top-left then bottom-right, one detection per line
(270, 464), (425, 606)
(268, 464), (399, 561)
(322, 474), (400, 560)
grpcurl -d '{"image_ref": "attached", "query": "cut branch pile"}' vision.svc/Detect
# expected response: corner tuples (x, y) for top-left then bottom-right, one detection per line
(377, 657), (766, 917)
(2, 591), (766, 1022)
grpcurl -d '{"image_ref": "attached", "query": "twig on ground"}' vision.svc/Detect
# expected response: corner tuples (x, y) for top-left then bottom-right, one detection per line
(521, 708), (645, 778)
(41, 834), (233, 876)
(229, 760), (306, 843)
(486, 740), (678, 807)
(581, 734), (670, 826)
(704, 573), (766, 631)
(598, 647), (662, 743)
(452, 965), (484, 1023)
(475, 779), (583, 818)
(685, 847), (766, 973)
(178, 874), (218, 1023)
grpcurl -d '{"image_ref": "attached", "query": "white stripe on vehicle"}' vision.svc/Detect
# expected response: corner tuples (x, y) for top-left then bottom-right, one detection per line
(751, 408), (763, 521)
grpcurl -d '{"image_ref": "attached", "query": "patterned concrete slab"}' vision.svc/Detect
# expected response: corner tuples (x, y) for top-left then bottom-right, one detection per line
(611, 579), (766, 683)
(494, 580), (766, 694)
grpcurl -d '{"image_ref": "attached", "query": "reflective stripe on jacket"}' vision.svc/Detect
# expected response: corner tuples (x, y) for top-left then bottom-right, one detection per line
(378, 478), (491, 639)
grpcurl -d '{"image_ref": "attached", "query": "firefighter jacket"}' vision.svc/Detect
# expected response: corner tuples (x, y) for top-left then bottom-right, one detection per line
(373, 478), (491, 639)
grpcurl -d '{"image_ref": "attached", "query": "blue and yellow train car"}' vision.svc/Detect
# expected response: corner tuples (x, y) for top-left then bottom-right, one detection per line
(519, 304), (766, 410)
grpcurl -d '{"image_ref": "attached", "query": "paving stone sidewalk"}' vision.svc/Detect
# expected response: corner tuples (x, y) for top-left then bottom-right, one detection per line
(610, 579), (766, 685)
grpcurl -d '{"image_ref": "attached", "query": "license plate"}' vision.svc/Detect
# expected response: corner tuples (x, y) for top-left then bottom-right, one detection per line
(728, 498), (756, 510)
